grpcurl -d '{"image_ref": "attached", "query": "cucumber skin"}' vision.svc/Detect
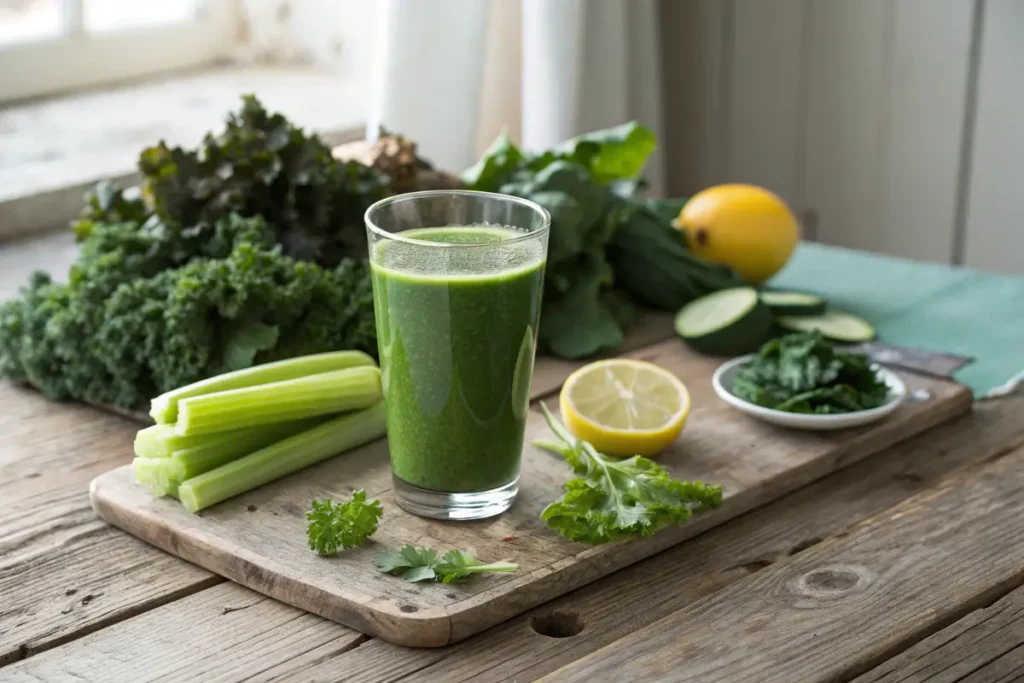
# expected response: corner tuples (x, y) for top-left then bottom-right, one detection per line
(760, 292), (827, 317)
(676, 299), (774, 356)
(775, 312), (876, 343)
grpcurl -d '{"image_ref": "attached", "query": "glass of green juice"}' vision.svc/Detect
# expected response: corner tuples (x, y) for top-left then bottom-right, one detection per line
(365, 190), (550, 520)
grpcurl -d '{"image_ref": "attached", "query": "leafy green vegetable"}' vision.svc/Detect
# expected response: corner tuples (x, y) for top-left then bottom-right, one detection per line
(464, 123), (740, 360)
(375, 544), (518, 583)
(306, 489), (384, 557)
(534, 404), (723, 545)
(0, 97), (382, 411)
(139, 95), (388, 267)
(0, 219), (377, 409)
(733, 332), (890, 414)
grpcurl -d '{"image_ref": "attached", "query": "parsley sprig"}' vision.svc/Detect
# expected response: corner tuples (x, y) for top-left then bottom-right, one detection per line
(375, 545), (518, 583)
(306, 489), (383, 557)
(535, 403), (723, 545)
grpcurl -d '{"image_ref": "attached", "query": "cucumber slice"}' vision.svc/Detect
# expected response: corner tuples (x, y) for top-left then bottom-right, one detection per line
(776, 310), (876, 342)
(675, 287), (773, 356)
(760, 290), (826, 316)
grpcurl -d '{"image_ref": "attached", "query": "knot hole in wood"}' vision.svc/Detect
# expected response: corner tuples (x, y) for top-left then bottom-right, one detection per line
(531, 609), (584, 638)
(789, 564), (876, 601)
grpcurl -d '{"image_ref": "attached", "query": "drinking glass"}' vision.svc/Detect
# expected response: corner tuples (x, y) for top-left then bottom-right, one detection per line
(365, 191), (550, 520)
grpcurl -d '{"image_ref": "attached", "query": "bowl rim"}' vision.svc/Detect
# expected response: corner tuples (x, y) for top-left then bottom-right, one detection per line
(711, 354), (908, 423)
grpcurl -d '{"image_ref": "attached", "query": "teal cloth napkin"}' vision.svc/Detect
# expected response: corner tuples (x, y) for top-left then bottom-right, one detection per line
(771, 243), (1024, 396)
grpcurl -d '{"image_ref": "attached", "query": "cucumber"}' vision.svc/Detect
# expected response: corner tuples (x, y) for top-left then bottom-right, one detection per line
(675, 287), (773, 356)
(760, 290), (826, 316)
(776, 310), (876, 342)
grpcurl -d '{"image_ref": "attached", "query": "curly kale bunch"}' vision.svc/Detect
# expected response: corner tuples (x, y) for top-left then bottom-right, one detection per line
(139, 94), (387, 267)
(0, 96), (383, 411)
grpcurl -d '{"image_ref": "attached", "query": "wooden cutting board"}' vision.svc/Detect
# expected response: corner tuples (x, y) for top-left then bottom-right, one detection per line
(89, 336), (972, 647)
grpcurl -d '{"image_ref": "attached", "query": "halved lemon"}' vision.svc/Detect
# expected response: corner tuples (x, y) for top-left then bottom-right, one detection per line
(559, 359), (691, 457)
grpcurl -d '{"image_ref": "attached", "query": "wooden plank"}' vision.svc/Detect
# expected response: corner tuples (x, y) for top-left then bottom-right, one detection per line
(0, 384), (218, 666)
(855, 580), (1024, 683)
(283, 395), (1024, 683)
(0, 582), (364, 683)
(90, 333), (971, 647)
(545, 440), (1024, 683)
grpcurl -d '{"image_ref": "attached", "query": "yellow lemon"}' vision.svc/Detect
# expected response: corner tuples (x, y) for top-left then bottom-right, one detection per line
(675, 184), (800, 285)
(559, 359), (690, 457)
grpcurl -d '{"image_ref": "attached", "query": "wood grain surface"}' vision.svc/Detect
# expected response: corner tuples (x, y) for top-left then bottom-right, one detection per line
(6, 396), (1019, 683)
(287, 396), (1024, 683)
(545, 442), (1024, 683)
(89, 337), (971, 647)
(855, 580), (1024, 683)
(0, 582), (364, 683)
(0, 385), (218, 666)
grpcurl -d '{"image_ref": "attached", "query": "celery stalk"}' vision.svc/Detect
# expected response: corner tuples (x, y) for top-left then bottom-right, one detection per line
(133, 458), (181, 498)
(149, 350), (376, 424)
(177, 402), (387, 512)
(134, 418), (324, 496)
(135, 420), (320, 460)
(175, 366), (382, 437)
(171, 417), (324, 479)
(135, 423), (257, 459)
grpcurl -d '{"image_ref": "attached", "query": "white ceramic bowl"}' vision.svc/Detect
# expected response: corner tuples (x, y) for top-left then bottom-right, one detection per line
(711, 355), (907, 431)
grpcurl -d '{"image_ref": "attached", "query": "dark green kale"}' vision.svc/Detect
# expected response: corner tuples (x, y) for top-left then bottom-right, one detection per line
(733, 332), (891, 414)
(1, 212), (377, 410)
(138, 94), (388, 267)
(0, 96), (384, 411)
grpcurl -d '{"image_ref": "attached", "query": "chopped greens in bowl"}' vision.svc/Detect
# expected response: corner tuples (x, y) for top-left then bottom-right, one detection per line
(732, 332), (891, 414)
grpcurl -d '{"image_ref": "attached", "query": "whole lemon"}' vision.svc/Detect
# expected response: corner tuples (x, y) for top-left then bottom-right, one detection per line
(675, 184), (800, 285)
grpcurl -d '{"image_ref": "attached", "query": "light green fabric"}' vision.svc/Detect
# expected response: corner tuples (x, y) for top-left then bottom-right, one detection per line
(771, 243), (1024, 395)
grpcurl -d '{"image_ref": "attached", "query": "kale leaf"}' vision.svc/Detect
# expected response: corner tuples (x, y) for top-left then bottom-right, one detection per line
(733, 332), (891, 414)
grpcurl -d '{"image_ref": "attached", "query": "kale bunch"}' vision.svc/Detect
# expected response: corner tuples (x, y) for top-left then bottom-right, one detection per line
(733, 332), (891, 414)
(0, 96), (383, 411)
(0, 214), (376, 410)
(139, 95), (387, 267)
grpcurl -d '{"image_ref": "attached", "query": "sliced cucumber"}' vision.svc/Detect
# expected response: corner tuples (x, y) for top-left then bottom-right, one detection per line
(760, 290), (826, 316)
(776, 310), (876, 342)
(675, 287), (773, 356)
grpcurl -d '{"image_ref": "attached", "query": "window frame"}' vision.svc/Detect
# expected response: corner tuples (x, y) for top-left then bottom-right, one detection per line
(0, 0), (240, 104)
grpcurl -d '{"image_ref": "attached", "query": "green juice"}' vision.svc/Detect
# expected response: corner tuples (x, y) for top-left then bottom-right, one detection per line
(371, 226), (545, 493)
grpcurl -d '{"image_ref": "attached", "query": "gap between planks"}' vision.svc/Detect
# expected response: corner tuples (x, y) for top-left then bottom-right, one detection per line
(9, 396), (1023, 683)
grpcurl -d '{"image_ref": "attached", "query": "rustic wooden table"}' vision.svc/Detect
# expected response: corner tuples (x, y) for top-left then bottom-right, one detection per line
(2, 343), (1024, 683)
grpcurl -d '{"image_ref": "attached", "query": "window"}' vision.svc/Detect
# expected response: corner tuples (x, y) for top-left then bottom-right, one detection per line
(0, 0), (238, 103)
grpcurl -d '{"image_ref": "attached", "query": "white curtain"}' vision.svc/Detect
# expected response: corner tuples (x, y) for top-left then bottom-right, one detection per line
(367, 0), (667, 195)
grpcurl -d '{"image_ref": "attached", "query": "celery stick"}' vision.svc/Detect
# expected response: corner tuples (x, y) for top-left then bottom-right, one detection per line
(133, 458), (181, 498)
(135, 423), (256, 459)
(177, 402), (387, 513)
(171, 417), (323, 479)
(150, 350), (376, 424)
(175, 366), (382, 437)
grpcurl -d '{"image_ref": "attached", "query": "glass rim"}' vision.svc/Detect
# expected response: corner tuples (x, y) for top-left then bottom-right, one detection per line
(364, 189), (551, 249)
